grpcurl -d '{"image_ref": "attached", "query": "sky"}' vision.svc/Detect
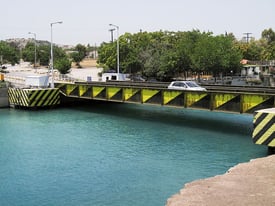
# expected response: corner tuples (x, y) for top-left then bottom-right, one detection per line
(1, 0), (274, 46)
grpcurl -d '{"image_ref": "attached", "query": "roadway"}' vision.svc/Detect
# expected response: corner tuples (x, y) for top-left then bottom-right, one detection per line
(76, 80), (275, 94)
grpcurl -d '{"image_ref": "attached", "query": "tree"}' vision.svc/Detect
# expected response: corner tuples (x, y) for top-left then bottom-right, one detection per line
(119, 33), (142, 75)
(175, 30), (203, 78)
(22, 43), (66, 67)
(189, 32), (215, 77)
(191, 34), (242, 79)
(236, 40), (262, 61)
(38, 44), (51, 66)
(262, 28), (275, 44)
(54, 57), (71, 74)
(97, 41), (119, 72)
(22, 42), (36, 63)
(97, 30), (242, 81)
(260, 28), (275, 60)
(138, 31), (165, 80)
(151, 31), (181, 81)
(0, 41), (19, 65)
(71, 44), (87, 67)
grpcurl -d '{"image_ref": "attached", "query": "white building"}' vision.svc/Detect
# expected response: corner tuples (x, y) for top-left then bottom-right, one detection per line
(241, 65), (261, 79)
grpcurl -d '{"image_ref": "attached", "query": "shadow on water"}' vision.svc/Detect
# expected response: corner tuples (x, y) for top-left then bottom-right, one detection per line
(64, 101), (253, 136)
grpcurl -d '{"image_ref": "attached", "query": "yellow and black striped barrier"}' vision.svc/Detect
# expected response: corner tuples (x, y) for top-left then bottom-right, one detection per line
(253, 108), (275, 147)
(8, 88), (60, 108)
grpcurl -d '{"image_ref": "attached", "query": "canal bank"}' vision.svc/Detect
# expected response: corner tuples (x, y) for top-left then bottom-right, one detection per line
(166, 108), (275, 205)
(166, 154), (275, 206)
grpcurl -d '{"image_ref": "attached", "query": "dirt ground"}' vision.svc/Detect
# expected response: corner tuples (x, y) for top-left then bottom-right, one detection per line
(71, 58), (98, 68)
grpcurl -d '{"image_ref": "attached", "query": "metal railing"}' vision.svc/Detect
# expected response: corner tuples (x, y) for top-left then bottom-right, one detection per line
(54, 74), (82, 83)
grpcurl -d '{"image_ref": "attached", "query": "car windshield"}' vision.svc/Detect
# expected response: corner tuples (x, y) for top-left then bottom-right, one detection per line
(185, 81), (200, 88)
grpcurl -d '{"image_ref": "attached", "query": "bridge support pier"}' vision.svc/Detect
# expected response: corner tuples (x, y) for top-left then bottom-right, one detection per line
(252, 108), (275, 151)
(8, 88), (60, 108)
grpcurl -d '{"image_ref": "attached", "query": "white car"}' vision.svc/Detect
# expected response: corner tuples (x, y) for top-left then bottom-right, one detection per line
(167, 81), (207, 91)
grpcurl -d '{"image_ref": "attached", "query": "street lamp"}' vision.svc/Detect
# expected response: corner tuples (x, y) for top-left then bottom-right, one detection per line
(109, 28), (115, 42)
(109, 23), (120, 79)
(50, 21), (62, 88)
(28, 32), (37, 72)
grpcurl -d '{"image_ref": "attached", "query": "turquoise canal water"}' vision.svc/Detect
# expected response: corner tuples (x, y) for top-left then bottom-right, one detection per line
(0, 103), (267, 206)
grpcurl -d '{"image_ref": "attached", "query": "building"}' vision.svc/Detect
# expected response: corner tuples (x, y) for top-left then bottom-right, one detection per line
(240, 59), (275, 86)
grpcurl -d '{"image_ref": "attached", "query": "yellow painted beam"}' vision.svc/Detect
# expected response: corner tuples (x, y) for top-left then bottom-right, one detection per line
(79, 85), (89, 97)
(185, 92), (207, 107)
(107, 87), (121, 99)
(163, 90), (182, 105)
(242, 94), (270, 113)
(93, 86), (105, 98)
(124, 88), (140, 101)
(142, 89), (160, 103)
(66, 84), (78, 96)
(212, 93), (237, 109)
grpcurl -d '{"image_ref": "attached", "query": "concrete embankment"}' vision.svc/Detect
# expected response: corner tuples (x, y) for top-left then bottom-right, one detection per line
(0, 87), (9, 108)
(166, 155), (275, 206)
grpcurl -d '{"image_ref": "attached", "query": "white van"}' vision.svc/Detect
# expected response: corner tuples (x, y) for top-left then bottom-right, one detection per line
(101, 73), (126, 81)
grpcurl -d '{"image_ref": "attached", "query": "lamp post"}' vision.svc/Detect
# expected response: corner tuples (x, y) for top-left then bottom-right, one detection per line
(50, 21), (62, 88)
(109, 24), (120, 80)
(28, 32), (37, 72)
(109, 28), (115, 42)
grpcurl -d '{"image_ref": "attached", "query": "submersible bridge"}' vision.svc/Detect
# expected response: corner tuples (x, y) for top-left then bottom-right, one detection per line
(7, 81), (275, 149)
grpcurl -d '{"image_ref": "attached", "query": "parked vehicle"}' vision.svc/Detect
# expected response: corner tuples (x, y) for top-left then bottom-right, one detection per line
(168, 81), (206, 91)
(131, 75), (146, 82)
(101, 73), (126, 81)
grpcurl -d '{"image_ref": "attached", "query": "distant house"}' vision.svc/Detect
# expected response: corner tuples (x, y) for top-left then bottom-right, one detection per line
(87, 51), (98, 59)
(240, 59), (275, 86)
(241, 64), (261, 79)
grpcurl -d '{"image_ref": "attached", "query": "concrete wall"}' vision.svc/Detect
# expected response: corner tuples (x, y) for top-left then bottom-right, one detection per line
(0, 88), (9, 108)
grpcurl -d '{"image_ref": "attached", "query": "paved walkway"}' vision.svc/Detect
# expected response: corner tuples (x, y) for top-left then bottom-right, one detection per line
(67, 67), (102, 81)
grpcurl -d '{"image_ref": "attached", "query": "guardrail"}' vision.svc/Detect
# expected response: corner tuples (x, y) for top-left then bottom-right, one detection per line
(54, 74), (82, 83)
(75, 80), (275, 94)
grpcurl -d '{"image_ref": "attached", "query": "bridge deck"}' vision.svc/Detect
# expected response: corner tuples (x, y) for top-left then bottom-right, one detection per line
(56, 82), (275, 114)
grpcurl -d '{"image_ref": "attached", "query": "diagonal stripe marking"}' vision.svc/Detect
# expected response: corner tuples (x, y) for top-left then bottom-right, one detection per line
(254, 116), (275, 144)
(253, 114), (274, 140)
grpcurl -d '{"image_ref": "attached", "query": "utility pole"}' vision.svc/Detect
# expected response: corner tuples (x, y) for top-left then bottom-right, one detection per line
(243, 32), (252, 43)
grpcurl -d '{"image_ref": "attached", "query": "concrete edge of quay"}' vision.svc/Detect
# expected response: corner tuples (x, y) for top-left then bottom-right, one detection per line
(166, 154), (275, 206)
(0, 87), (9, 108)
